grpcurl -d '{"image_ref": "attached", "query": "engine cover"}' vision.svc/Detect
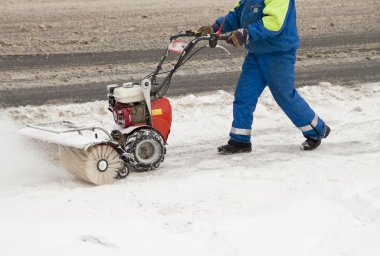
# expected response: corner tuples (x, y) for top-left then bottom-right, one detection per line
(113, 85), (144, 104)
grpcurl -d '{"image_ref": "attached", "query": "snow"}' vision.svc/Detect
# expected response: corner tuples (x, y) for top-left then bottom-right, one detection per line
(1, 82), (380, 256)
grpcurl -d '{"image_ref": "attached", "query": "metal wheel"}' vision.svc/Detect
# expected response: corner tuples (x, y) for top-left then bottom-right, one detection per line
(125, 129), (165, 171)
(117, 164), (130, 179)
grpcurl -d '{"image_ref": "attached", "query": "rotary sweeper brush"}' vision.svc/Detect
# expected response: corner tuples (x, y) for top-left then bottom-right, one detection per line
(20, 31), (230, 185)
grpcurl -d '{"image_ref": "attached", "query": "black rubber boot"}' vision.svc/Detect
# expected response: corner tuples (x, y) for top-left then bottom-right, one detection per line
(301, 125), (331, 151)
(217, 139), (252, 155)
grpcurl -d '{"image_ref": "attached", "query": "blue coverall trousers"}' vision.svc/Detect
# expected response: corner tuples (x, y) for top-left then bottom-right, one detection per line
(230, 50), (327, 143)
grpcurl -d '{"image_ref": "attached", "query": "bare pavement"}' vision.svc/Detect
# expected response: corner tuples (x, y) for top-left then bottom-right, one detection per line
(1, 33), (379, 108)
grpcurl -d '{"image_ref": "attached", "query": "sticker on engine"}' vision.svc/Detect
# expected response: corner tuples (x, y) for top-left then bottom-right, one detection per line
(151, 109), (163, 116)
(169, 40), (188, 54)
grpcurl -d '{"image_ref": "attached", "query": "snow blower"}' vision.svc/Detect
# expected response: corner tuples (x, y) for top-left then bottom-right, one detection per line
(20, 31), (230, 185)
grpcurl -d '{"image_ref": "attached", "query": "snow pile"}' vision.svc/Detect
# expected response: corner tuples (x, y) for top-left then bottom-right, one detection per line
(0, 117), (72, 196)
(1, 82), (380, 256)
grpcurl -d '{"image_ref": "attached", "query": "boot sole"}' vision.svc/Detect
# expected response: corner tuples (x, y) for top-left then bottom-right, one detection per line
(323, 126), (331, 138)
(217, 148), (252, 155)
(301, 126), (330, 151)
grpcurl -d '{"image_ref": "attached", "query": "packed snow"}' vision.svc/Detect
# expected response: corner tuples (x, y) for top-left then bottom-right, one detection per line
(1, 82), (380, 256)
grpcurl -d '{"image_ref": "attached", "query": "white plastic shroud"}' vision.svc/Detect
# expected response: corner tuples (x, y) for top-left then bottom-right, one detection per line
(113, 83), (145, 104)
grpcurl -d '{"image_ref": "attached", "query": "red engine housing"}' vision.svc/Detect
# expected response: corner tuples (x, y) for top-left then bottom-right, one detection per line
(113, 103), (134, 128)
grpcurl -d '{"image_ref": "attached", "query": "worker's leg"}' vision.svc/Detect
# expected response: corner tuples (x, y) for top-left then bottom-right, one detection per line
(230, 52), (267, 143)
(258, 50), (328, 139)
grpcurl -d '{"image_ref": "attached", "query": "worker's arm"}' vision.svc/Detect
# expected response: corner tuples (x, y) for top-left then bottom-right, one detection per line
(247, 0), (292, 41)
(215, 1), (245, 33)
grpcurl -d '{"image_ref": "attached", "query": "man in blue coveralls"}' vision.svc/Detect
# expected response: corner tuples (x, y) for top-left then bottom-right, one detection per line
(196, 0), (330, 154)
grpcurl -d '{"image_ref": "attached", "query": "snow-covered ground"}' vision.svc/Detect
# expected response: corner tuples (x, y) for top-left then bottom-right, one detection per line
(1, 82), (380, 256)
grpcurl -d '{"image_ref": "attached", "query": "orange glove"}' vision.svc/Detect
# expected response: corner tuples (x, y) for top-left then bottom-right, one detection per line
(193, 24), (219, 36)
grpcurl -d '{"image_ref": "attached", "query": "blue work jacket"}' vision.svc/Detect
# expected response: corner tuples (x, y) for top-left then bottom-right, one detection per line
(216, 0), (300, 53)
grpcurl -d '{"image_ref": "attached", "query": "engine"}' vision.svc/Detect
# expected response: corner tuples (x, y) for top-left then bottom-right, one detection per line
(107, 83), (149, 128)
(107, 82), (172, 142)
(112, 102), (147, 128)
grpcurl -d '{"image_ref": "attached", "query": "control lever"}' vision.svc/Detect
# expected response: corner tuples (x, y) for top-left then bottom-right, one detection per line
(206, 43), (231, 56)
(216, 45), (231, 55)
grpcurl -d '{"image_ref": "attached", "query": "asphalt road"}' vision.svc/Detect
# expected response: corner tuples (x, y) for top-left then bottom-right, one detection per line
(1, 60), (379, 108)
(1, 33), (379, 71)
(0, 33), (379, 108)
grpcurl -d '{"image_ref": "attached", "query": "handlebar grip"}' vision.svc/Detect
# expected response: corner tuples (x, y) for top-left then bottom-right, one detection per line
(218, 34), (230, 41)
(186, 30), (198, 36)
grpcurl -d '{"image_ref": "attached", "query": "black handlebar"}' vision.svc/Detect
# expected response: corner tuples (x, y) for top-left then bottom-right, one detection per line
(149, 30), (230, 97)
(170, 30), (229, 43)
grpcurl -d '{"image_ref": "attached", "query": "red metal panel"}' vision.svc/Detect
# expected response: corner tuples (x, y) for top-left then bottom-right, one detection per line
(151, 98), (172, 142)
